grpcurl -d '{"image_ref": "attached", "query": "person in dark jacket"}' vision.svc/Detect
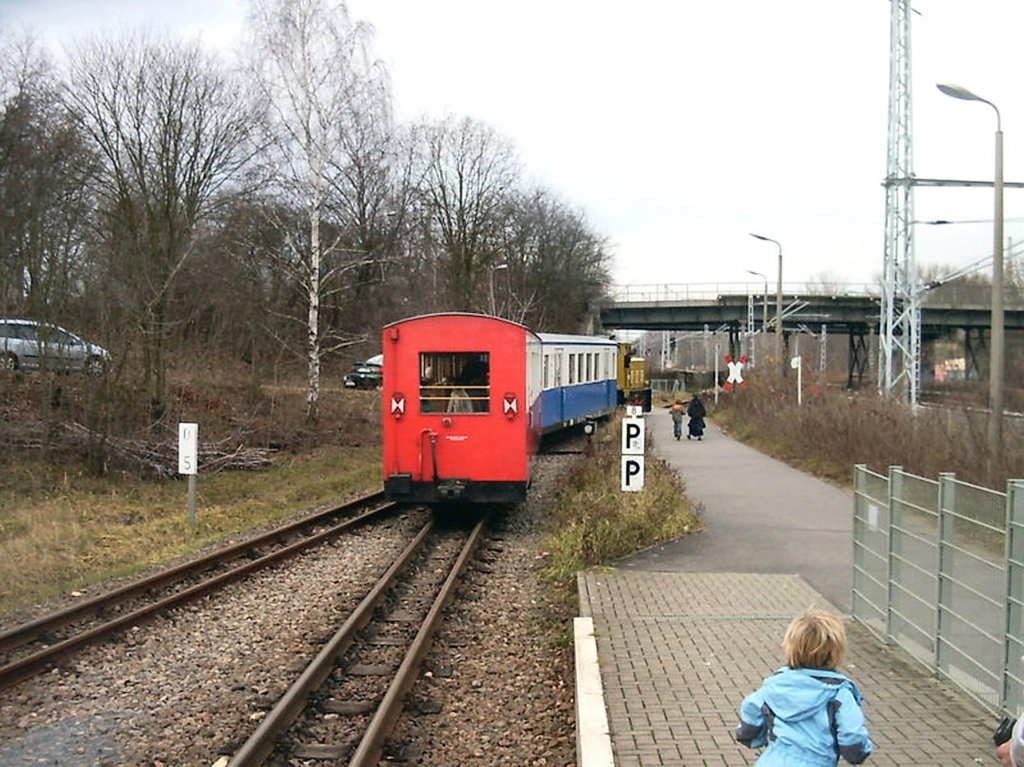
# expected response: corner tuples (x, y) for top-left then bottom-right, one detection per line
(734, 608), (874, 767)
(686, 393), (706, 440)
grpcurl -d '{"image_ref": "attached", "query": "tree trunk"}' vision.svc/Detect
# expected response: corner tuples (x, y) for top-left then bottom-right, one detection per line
(306, 197), (322, 424)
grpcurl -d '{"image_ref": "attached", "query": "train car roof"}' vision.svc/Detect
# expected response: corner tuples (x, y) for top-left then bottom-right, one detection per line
(384, 312), (534, 333)
(537, 332), (617, 347)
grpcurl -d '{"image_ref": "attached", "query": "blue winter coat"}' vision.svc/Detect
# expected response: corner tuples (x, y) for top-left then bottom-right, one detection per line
(734, 667), (873, 767)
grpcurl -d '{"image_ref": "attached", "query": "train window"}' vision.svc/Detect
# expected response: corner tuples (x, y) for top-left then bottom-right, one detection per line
(543, 353), (550, 389)
(568, 353), (576, 384)
(419, 352), (490, 413)
(551, 350), (562, 388)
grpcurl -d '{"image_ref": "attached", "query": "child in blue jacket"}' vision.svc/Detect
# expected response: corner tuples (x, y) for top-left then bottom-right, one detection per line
(734, 608), (874, 767)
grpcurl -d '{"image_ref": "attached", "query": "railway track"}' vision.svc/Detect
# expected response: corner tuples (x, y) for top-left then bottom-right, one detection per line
(0, 491), (399, 689)
(225, 513), (489, 767)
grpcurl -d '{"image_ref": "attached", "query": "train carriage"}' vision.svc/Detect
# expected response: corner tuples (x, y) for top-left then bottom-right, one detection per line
(381, 313), (621, 507)
(382, 313), (543, 505)
(537, 333), (618, 432)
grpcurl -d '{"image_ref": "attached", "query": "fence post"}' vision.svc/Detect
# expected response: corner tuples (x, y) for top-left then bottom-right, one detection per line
(886, 465), (902, 643)
(1002, 480), (1024, 712)
(936, 472), (956, 675)
(853, 464), (865, 623)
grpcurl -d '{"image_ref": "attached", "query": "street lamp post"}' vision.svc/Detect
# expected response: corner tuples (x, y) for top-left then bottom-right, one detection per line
(749, 233), (784, 371)
(937, 83), (1004, 452)
(489, 262), (508, 316)
(745, 269), (769, 333)
(746, 269), (769, 369)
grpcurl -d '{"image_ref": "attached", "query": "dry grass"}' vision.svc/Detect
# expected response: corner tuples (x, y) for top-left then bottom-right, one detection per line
(0, 365), (384, 616)
(712, 370), (1024, 489)
(540, 421), (701, 590)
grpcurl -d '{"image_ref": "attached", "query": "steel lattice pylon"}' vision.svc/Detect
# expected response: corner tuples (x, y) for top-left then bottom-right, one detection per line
(880, 0), (920, 404)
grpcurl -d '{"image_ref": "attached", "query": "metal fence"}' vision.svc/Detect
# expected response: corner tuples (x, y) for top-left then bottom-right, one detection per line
(853, 465), (1024, 714)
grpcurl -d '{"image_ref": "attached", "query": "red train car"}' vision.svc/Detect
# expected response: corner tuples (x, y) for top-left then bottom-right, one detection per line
(381, 313), (543, 504)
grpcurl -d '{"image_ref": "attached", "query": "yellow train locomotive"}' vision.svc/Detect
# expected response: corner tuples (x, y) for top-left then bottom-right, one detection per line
(616, 342), (652, 412)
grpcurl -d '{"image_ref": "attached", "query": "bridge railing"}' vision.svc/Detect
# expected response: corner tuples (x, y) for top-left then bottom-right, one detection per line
(606, 282), (1024, 309)
(853, 464), (1024, 715)
(607, 282), (880, 303)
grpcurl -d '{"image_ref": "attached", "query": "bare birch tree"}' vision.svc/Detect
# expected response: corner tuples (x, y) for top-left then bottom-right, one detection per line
(63, 34), (256, 423)
(245, 0), (387, 423)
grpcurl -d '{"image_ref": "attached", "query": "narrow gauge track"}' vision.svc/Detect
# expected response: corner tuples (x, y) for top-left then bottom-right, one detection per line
(0, 490), (398, 689)
(226, 513), (488, 767)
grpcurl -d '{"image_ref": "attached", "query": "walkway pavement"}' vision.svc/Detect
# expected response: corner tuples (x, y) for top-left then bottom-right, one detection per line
(575, 411), (1000, 767)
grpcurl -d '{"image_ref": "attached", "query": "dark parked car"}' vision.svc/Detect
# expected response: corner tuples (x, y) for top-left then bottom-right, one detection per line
(0, 319), (110, 375)
(343, 353), (383, 389)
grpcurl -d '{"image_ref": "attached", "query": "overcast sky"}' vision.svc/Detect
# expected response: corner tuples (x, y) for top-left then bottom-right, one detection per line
(3, 0), (1024, 293)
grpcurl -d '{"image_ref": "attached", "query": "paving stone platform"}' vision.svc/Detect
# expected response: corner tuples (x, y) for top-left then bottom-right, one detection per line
(573, 413), (1002, 767)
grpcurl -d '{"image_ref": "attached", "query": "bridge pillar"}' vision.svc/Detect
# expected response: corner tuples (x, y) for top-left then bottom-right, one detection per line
(964, 327), (987, 380)
(848, 327), (870, 388)
(727, 324), (742, 361)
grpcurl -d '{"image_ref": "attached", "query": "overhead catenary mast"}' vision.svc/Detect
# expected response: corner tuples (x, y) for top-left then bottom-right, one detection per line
(879, 0), (920, 404)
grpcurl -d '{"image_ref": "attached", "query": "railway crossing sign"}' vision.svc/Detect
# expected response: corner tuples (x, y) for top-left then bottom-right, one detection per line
(723, 354), (748, 392)
(621, 416), (645, 492)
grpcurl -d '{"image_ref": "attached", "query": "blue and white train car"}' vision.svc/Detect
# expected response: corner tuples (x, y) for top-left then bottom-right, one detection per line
(537, 333), (619, 433)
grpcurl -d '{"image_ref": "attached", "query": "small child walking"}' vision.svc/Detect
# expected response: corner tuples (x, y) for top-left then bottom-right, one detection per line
(734, 608), (874, 767)
(670, 399), (685, 440)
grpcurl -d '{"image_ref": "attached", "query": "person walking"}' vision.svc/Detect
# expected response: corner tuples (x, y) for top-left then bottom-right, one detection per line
(734, 608), (874, 766)
(670, 399), (685, 440)
(686, 393), (706, 440)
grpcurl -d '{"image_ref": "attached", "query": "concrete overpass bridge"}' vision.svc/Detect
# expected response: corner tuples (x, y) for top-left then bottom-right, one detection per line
(597, 283), (1024, 387)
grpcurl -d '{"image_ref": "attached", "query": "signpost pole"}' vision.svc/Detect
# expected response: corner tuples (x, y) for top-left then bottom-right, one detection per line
(178, 422), (199, 527)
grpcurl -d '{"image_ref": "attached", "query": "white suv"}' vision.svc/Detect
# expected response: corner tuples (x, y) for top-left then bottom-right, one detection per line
(0, 319), (110, 376)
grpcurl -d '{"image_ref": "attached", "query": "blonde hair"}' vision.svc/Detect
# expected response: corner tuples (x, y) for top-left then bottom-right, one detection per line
(782, 608), (847, 669)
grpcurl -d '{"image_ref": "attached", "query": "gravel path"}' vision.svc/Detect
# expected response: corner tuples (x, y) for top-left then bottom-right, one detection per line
(0, 453), (579, 766)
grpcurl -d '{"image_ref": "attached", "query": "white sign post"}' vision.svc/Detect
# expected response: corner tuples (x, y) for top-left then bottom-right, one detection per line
(791, 356), (802, 406)
(620, 416), (645, 492)
(178, 422), (199, 526)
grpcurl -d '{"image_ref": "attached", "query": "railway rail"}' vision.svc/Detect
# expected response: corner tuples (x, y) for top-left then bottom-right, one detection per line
(0, 490), (399, 689)
(226, 513), (489, 767)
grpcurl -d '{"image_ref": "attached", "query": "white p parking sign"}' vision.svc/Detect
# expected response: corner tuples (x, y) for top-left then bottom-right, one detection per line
(621, 455), (645, 491)
(621, 417), (645, 455)
(620, 416), (645, 491)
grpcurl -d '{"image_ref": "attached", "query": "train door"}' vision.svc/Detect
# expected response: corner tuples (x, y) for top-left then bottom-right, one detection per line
(546, 347), (564, 425)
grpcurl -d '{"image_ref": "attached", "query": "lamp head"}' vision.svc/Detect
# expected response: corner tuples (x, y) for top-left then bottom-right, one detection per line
(937, 83), (981, 102)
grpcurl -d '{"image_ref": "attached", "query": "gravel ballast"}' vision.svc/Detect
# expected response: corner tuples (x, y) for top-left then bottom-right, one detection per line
(0, 453), (580, 766)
